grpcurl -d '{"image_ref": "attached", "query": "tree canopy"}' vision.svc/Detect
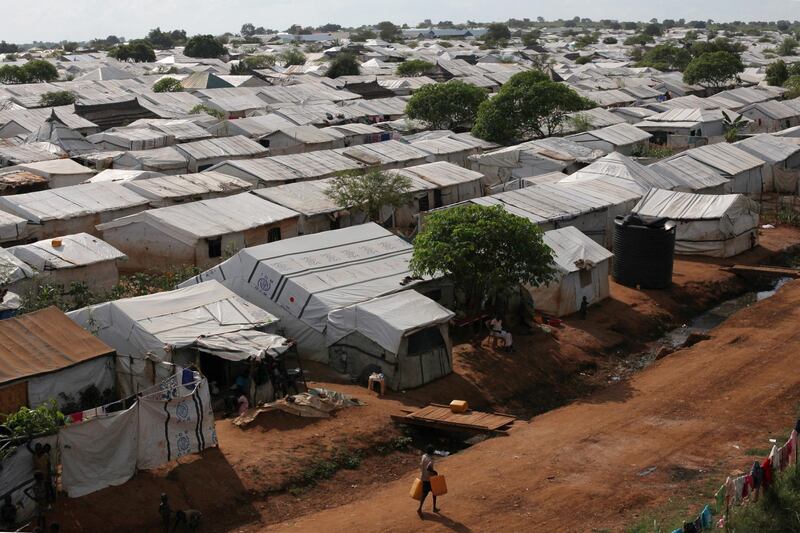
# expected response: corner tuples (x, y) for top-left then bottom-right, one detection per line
(277, 47), (306, 66)
(230, 55), (275, 74)
(485, 23), (511, 43)
(778, 37), (799, 57)
(152, 77), (184, 93)
(325, 169), (412, 223)
(326, 53), (360, 78)
(0, 60), (59, 84)
(472, 70), (593, 144)
(405, 80), (488, 130)
(635, 43), (692, 71)
(108, 40), (155, 62)
(624, 34), (654, 46)
(184, 34), (226, 58)
(39, 91), (75, 107)
(395, 59), (435, 77)
(766, 60), (789, 86)
(410, 204), (555, 311)
(683, 51), (744, 89)
(376, 21), (402, 42)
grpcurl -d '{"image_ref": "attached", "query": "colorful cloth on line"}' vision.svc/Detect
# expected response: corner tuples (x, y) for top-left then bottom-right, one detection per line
(715, 483), (726, 513)
(701, 505), (712, 528)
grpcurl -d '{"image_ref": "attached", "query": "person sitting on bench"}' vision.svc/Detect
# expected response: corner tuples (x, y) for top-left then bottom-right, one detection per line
(487, 316), (513, 352)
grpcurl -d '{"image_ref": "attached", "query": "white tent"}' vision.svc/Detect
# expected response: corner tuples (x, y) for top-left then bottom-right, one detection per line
(9, 233), (127, 292)
(68, 280), (286, 395)
(179, 224), (444, 360)
(527, 226), (614, 317)
(631, 188), (760, 257)
(326, 291), (454, 389)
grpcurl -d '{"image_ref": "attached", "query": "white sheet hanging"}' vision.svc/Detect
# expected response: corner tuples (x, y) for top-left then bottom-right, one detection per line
(59, 404), (138, 498)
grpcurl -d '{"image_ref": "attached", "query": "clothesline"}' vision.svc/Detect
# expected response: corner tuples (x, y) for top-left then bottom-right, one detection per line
(65, 369), (202, 424)
(670, 419), (800, 533)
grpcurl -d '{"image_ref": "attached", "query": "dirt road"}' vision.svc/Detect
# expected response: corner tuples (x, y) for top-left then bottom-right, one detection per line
(263, 279), (800, 533)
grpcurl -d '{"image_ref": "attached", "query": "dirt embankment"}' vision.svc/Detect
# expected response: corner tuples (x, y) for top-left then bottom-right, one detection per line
(50, 226), (800, 532)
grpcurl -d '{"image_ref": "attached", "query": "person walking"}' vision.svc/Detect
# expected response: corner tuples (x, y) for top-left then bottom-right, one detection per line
(579, 296), (589, 320)
(417, 445), (440, 516)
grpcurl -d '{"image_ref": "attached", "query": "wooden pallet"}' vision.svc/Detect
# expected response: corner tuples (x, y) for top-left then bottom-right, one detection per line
(391, 403), (516, 434)
(722, 264), (800, 279)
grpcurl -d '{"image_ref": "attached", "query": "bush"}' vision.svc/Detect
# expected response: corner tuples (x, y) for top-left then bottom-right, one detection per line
(0, 400), (65, 459)
(109, 40), (155, 62)
(152, 77), (184, 92)
(602, 37), (618, 44)
(277, 47), (306, 66)
(39, 90), (75, 107)
(396, 59), (435, 77)
(730, 465), (800, 531)
(405, 80), (487, 130)
(624, 34), (654, 46)
(326, 53), (360, 78)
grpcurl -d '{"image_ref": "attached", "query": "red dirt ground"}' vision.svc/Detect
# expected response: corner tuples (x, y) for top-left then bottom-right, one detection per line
(262, 268), (800, 532)
(48, 226), (800, 532)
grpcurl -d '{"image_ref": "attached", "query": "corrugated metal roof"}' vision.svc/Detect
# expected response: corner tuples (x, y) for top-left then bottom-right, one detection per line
(734, 134), (800, 164)
(0, 306), (114, 385)
(677, 143), (765, 176)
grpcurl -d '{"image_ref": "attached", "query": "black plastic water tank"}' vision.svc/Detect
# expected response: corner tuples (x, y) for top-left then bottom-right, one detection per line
(612, 215), (676, 289)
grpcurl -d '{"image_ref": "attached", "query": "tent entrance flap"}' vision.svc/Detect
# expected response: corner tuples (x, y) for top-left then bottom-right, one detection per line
(195, 330), (290, 361)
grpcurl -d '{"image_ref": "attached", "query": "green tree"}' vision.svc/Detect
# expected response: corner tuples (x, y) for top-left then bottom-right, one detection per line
(326, 53), (360, 78)
(190, 103), (225, 120)
(636, 43), (692, 71)
(152, 77), (184, 92)
(277, 47), (306, 66)
(624, 34), (654, 46)
(108, 41), (155, 62)
(395, 59), (434, 76)
(349, 28), (377, 42)
(62, 41), (79, 53)
(376, 21), (401, 42)
(325, 169), (412, 223)
(522, 31), (540, 48)
(230, 54), (276, 74)
(405, 80), (488, 130)
(642, 23), (662, 36)
(766, 60), (789, 86)
(722, 110), (748, 143)
(485, 23), (511, 43)
(778, 37), (799, 56)
(184, 34), (226, 58)
(240, 23), (256, 37)
(39, 91), (75, 107)
(410, 204), (555, 312)
(472, 70), (593, 144)
(690, 37), (745, 58)
(146, 27), (181, 49)
(683, 51), (744, 90)
(0, 41), (19, 54)
(783, 75), (800, 98)
(602, 36), (618, 44)
(22, 60), (59, 83)
(0, 65), (26, 84)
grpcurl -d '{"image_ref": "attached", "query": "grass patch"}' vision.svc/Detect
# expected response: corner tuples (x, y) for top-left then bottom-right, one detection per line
(728, 465), (800, 532)
(745, 447), (772, 457)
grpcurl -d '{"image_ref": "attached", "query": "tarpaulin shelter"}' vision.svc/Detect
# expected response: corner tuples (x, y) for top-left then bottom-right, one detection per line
(97, 192), (299, 271)
(326, 291), (454, 389)
(526, 226), (613, 317)
(9, 232), (126, 293)
(68, 280), (286, 396)
(631, 188), (760, 257)
(179, 224), (449, 362)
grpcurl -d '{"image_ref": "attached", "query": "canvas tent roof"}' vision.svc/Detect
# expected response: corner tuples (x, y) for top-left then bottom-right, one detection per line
(542, 225), (613, 275)
(251, 179), (343, 216)
(395, 161), (484, 188)
(113, 146), (188, 172)
(10, 232), (124, 271)
(86, 169), (163, 183)
(567, 122), (652, 147)
(734, 134), (800, 164)
(649, 156), (729, 192)
(631, 188), (758, 221)
(97, 192), (298, 245)
(665, 143), (765, 177)
(175, 135), (268, 161)
(120, 171), (252, 205)
(0, 247), (36, 287)
(558, 152), (681, 194)
(68, 280), (286, 363)
(0, 182), (149, 223)
(0, 210), (28, 242)
(0, 306), (114, 386)
(181, 223), (428, 334)
(326, 291), (454, 354)
(26, 112), (97, 155)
